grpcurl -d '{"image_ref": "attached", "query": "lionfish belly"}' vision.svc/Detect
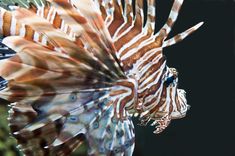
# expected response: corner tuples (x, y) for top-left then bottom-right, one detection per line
(0, 0), (203, 155)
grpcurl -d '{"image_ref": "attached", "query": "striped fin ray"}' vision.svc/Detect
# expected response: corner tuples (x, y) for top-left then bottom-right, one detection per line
(157, 0), (185, 39)
(163, 22), (204, 48)
(47, 134), (85, 156)
(0, 2), (124, 79)
(12, 106), (86, 156)
(111, 0), (156, 43)
(45, 90), (135, 155)
(107, 0), (125, 37)
(41, 90), (109, 155)
(48, 0), (125, 78)
(94, 0), (108, 21)
(95, 0), (114, 26)
(86, 106), (135, 155)
(7, 83), (135, 155)
(114, 0), (203, 74)
(8, 102), (64, 156)
(113, 0), (161, 73)
(0, 7), (56, 49)
(0, 36), (115, 103)
(0, 34), (135, 155)
(45, 79), (137, 155)
(68, 0), (124, 70)
(6, 83), (111, 155)
(26, 0), (125, 78)
(113, 0), (147, 58)
(12, 7), (122, 80)
(8, 103), (37, 134)
(12, 111), (72, 156)
(9, 102), (76, 156)
(26, 2), (64, 33)
(111, 0), (135, 41)
(146, 0), (156, 31)
(47, 92), (110, 155)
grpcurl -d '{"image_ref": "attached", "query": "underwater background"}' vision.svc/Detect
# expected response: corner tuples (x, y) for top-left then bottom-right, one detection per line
(0, 0), (234, 156)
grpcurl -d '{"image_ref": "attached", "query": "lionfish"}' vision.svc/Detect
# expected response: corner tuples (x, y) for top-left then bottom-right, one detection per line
(0, 0), (203, 155)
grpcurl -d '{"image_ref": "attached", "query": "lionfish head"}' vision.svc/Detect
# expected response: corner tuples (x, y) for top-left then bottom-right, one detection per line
(138, 67), (190, 134)
(167, 68), (189, 119)
(172, 88), (189, 119)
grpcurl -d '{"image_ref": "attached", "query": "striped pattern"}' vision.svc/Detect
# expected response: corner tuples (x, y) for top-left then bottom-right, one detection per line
(0, 0), (202, 155)
(97, 0), (202, 133)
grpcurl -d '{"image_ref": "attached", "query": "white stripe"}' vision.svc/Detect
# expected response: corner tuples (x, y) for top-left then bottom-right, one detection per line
(171, 85), (178, 112)
(148, 5), (155, 17)
(114, 21), (134, 42)
(50, 8), (57, 24)
(46, 7), (54, 22)
(10, 17), (17, 35)
(159, 87), (171, 112)
(40, 6), (44, 17)
(36, 7), (41, 16)
(19, 24), (26, 37)
(138, 54), (162, 79)
(112, 18), (127, 40)
(136, 47), (162, 72)
(139, 61), (166, 91)
(143, 83), (164, 111)
(33, 31), (40, 42)
(41, 35), (47, 45)
(169, 10), (178, 22)
(120, 32), (155, 61)
(60, 20), (65, 32)
(117, 27), (147, 56)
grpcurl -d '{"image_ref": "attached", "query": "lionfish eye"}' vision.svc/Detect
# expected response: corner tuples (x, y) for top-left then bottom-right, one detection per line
(165, 68), (178, 87)
(165, 76), (175, 87)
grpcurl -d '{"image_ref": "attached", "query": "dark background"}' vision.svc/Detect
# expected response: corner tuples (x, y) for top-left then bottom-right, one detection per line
(133, 0), (235, 156)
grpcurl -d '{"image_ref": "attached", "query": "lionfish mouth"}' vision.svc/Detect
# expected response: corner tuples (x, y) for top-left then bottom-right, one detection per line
(171, 106), (189, 119)
(171, 89), (190, 119)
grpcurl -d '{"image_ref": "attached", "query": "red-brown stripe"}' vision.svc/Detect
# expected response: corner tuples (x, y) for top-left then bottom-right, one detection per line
(3, 11), (12, 36)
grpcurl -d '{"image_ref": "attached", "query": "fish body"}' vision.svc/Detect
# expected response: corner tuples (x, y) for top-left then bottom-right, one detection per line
(0, 0), (203, 155)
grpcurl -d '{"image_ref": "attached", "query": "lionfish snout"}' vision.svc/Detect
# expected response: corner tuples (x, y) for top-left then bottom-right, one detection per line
(169, 88), (189, 120)
(165, 68), (189, 119)
(136, 67), (189, 133)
